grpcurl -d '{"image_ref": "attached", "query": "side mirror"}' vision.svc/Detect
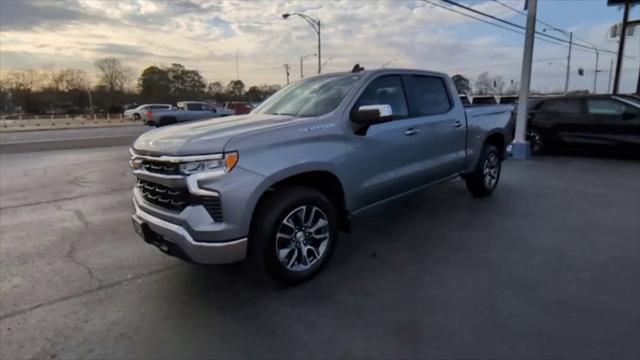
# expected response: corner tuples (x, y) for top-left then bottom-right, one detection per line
(352, 104), (393, 125)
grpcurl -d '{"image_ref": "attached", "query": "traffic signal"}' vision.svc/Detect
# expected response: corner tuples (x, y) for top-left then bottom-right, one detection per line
(578, 68), (584, 76)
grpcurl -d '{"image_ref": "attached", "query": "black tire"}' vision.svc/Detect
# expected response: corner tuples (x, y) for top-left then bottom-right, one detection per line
(250, 186), (339, 286)
(465, 144), (502, 197)
(526, 128), (544, 155)
(133, 113), (141, 121)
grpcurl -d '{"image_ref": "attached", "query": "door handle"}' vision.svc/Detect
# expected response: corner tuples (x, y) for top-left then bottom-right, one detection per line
(404, 128), (420, 136)
(453, 120), (464, 128)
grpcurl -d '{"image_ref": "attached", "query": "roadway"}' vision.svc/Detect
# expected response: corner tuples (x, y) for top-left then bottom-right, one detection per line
(0, 146), (638, 359)
(0, 125), (148, 153)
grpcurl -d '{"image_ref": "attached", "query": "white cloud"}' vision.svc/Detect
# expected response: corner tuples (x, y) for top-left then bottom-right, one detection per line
(0, 0), (637, 92)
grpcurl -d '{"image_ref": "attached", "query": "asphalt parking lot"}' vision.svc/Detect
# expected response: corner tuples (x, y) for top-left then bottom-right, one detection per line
(0, 146), (638, 359)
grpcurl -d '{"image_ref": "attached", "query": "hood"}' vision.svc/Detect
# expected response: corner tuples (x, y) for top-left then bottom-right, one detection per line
(132, 114), (295, 155)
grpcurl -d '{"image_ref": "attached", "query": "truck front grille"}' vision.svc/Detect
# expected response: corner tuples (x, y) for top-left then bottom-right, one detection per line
(142, 161), (181, 176)
(137, 179), (188, 211)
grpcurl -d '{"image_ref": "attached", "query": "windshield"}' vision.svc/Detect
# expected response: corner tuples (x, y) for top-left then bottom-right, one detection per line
(253, 74), (362, 117)
(616, 95), (640, 108)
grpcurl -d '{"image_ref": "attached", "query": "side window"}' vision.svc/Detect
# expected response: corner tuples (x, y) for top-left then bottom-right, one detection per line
(186, 103), (203, 111)
(587, 99), (626, 116)
(542, 99), (581, 114)
(409, 76), (451, 116)
(355, 76), (409, 119)
(204, 105), (217, 113)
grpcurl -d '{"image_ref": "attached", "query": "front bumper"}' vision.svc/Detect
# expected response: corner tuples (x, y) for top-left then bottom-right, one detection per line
(132, 200), (247, 264)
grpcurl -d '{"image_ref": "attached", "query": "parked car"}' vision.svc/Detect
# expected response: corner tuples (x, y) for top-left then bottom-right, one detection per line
(499, 96), (518, 105)
(224, 101), (253, 115)
(130, 69), (514, 285)
(459, 94), (471, 106)
(145, 101), (235, 126)
(523, 95), (640, 154)
(124, 104), (173, 121)
(471, 95), (498, 105)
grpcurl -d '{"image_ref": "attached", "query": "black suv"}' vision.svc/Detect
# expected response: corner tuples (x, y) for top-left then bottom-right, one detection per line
(523, 95), (640, 154)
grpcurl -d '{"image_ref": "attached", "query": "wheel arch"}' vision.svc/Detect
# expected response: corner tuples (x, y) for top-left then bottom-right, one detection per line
(249, 170), (349, 234)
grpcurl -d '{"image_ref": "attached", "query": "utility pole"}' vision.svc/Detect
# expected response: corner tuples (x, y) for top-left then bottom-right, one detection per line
(317, 19), (321, 74)
(593, 49), (599, 94)
(511, 0), (537, 160)
(283, 64), (291, 85)
(235, 51), (239, 81)
(613, 2), (630, 94)
(564, 32), (573, 94)
(608, 59), (614, 93)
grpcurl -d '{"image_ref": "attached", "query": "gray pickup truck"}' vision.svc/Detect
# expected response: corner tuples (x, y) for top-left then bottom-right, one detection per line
(146, 101), (234, 127)
(130, 69), (514, 285)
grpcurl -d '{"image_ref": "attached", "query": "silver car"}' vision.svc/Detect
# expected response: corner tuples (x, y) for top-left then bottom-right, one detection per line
(124, 104), (173, 122)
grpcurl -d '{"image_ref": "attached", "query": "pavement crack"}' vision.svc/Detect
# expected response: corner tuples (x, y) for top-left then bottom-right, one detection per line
(58, 205), (101, 286)
(0, 186), (131, 211)
(0, 264), (182, 321)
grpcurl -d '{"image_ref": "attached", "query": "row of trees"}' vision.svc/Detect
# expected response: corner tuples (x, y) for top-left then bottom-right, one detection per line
(0, 58), (281, 115)
(452, 72), (519, 95)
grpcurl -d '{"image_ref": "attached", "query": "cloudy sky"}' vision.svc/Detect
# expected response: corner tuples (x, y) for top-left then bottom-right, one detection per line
(0, 0), (638, 93)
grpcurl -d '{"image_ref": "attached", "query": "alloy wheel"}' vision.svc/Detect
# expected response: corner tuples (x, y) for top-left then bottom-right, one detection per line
(275, 205), (330, 272)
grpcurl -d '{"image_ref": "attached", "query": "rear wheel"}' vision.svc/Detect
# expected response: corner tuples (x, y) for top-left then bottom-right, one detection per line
(251, 186), (338, 285)
(526, 128), (544, 155)
(133, 113), (141, 121)
(465, 144), (501, 197)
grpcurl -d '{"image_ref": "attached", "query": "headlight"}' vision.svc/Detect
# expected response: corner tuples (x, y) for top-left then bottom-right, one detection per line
(179, 152), (238, 175)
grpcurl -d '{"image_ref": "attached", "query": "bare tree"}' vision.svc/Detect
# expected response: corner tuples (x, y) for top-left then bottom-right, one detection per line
(474, 72), (493, 95)
(94, 57), (131, 92)
(5, 69), (43, 91)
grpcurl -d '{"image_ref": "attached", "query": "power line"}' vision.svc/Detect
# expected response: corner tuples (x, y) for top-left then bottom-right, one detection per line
(440, 0), (622, 56)
(491, 0), (603, 50)
(422, 0), (572, 49)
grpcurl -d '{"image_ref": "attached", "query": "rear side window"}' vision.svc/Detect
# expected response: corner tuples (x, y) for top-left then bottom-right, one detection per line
(541, 99), (581, 114)
(355, 76), (409, 119)
(587, 99), (626, 116)
(408, 76), (451, 116)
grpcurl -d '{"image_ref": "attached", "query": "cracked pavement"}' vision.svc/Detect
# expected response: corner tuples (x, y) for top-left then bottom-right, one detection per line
(0, 146), (638, 359)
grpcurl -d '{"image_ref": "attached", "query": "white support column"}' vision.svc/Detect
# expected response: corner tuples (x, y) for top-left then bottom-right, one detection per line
(511, 0), (537, 160)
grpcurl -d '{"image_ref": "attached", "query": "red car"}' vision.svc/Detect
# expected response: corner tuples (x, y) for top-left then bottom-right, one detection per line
(225, 102), (252, 115)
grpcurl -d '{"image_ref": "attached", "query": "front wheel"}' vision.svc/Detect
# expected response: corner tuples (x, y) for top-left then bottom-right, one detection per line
(251, 186), (338, 285)
(465, 144), (502, 197)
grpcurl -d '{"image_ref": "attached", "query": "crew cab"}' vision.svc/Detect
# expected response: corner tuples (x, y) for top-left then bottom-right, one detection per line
(130, 69), (514, 285)
(146, 101), (234, 127)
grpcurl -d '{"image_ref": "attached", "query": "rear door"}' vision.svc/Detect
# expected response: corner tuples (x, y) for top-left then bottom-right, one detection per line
(537, 98), (591, 145)
(404, 74), (467, 179)
(586, 98), (640, 147)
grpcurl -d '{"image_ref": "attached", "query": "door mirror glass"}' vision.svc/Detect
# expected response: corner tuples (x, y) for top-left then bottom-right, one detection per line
(352, 104), (393, 124)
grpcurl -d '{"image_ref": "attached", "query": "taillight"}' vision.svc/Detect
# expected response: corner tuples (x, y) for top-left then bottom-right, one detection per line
(146, 110), (153, 120)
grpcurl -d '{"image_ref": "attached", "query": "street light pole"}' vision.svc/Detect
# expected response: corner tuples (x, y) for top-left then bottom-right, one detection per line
(282, 13), (322, 74)
(299, 53), (317, 79)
